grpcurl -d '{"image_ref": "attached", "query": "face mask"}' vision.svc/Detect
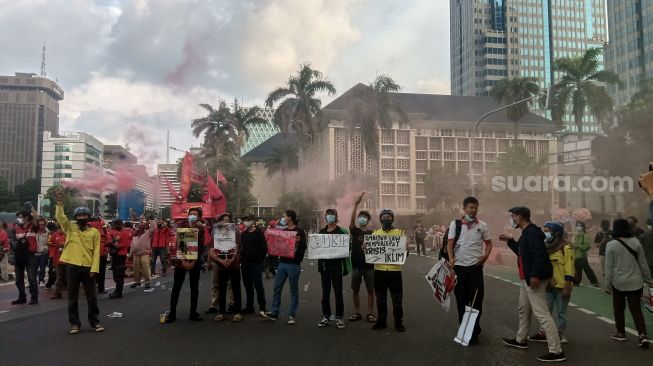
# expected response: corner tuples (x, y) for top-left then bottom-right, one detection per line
(647, 225), (652, 231)
(509, 218), (518, 229)
(325, 214), (336, 224)
(16, 218), (23, 225)
(357, 217), (368, 226)
(544, 231), (554, 243)
(244, 221), (254, 228)
(188, 215), (197, 223)
(76, 218), (89, 227)
(279, 218), (287, 226)
(381, 219), (393, 230)
(464, 214), (475, 222)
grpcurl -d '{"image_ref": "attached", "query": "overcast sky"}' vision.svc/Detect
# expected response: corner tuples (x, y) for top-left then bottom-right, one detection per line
(0, 0), (450, 171)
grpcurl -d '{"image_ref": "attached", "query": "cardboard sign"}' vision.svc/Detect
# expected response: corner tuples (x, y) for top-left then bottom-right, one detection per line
(364, 235), (407, 264)
(425, 259), (458, 312)
(213, 223), (236, 252)
(454, 306), (480, 347)
(266, 229), (297, 258)
(307, 234), (350, 259)
(176, 228), (199, 260)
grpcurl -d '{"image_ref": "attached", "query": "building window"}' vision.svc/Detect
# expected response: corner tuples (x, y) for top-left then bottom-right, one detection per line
(429, 138), (441, 150)
(396, 146), (410, 158)
(458, 152), (468, 160)
(54, 145), (71, 152)
(381, 130), (394, 144)
(382, 196), (395, 207)
(416, 161), (427, 174)
(416, 184), (425, 197)
(416, 151), (426, 160)
(397, 171), (410, 182)
(416, 175), (426, 183)
(397, 184), (410, 195)
(396, 159), (409, 170)
(429, 151), (441, 160)
(398, 196), (410, 208)
(396, 131), (409, 145)
(457, 139), (469, 150)
(416, 198), (426, 210)
(444, 152), (454, 160)
(381, 158), (395, 169)
(474, 153), (483, 161)
(54, 164), (72, 169)
(382, 184), (395, 195)
(381, 170), (394, 181)
(381, 145), (394, 157)
(441, 129), (452, 137)
(415, 137), (427, 150)
(443, 138), (455, 151)
(54, 155), (70, 161)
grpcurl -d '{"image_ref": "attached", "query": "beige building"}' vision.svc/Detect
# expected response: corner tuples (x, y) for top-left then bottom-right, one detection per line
(0, 72), (63, 190)
(157, 163), (181, 211)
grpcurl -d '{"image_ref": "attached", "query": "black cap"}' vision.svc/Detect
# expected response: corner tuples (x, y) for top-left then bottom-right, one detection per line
(326, 208), (338, 216)
(508, 206), (531, 220)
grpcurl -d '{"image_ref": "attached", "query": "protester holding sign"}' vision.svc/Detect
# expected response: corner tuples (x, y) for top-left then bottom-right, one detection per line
(500, 206), (565, 363)
(210, 213), (243, 322)
(315, 208), (350, 329)
(164, 207), (206, 323)
(349, 193), (375, 323)
(447, 197), (492, 345)
(369, 209), (406, 332)
(207, 213), (236, 315)
(262, 210), (307, 325)
(239, 214), (268, 315)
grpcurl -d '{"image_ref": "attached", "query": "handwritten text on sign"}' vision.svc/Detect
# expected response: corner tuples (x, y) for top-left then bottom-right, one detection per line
(213, 223), (236, 252)
(266, 229), (297, 258)
(364, 235), (407, 264)
(307, 234), (350, 259)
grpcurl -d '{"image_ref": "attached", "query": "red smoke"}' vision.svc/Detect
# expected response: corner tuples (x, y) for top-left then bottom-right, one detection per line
(61, 163), (140, 193)
(164, 38), (208, 87)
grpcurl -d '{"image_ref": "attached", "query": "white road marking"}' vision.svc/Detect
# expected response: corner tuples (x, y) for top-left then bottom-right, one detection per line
(577, 307), (596, 315)
(0, 310), (10, 314)
(597, 316), (616, 325)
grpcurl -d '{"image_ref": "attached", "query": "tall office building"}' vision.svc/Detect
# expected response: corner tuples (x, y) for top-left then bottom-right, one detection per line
(605, 0), (653, 107)
(157, 163), (181, 210)
(450, 0), (607, 133)
(0, 72), (63, 190)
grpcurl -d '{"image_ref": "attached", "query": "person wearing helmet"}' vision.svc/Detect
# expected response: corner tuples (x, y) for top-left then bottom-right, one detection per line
(54, 188), (104, 334)
(528, 222), (575, 344)
(371, 208), (406, 332)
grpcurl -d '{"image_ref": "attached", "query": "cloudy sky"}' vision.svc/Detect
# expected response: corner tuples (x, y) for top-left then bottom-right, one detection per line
(0, 0), (450, 171)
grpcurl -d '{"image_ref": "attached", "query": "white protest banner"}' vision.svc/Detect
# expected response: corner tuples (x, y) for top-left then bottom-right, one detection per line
(307, 234), (350, 259)
(363, 235), (407, 265)
(425, 259), (458, 312)
(453, 306), (480, 347)
(213, 223), (236, 252)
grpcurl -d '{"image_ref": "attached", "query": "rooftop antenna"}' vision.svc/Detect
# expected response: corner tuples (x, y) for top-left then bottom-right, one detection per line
(40, 42), (46, 78)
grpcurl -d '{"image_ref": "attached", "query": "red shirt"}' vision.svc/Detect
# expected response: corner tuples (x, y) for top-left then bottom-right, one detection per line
(49, 231), (66, 265)
(14, 224), (38, 254)
(110, 228), (133, 256)
(0, 229), (8, 250)
(151, 227), (170, 248)
(89, 220), (110, 256)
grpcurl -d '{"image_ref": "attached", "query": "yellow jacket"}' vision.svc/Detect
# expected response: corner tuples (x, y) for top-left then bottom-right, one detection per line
(549, 243), (575, 289)
(371, 228), (405, 271)
(56, 205), (101, 273)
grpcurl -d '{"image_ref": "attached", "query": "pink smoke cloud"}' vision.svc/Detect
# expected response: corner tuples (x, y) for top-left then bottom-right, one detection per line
(61, 163), (139, 193)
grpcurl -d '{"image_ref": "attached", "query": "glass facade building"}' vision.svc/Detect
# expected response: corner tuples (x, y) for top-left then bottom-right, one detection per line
(605, 0), (653, 107)
(450, 0), (607, 133)
(240, 107), (279, 156)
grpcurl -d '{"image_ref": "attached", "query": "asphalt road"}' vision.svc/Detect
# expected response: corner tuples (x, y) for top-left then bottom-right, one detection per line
(0, 254), (651, 366)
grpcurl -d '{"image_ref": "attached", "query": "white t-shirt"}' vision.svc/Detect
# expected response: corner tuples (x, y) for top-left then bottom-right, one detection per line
(449, 219), (490, 267)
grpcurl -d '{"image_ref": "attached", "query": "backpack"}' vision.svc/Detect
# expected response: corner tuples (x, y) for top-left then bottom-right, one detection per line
(439, 220), (462, 261)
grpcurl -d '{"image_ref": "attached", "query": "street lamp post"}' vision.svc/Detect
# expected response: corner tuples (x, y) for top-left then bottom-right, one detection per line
(469, 90), (549, 197)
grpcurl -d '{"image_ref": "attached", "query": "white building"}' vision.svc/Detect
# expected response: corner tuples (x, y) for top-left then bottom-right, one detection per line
(41, 131), (105, 215)
(157, 163), (180, 210)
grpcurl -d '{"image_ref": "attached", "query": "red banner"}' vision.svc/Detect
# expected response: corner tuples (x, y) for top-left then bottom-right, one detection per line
(266, 229), (297, 258)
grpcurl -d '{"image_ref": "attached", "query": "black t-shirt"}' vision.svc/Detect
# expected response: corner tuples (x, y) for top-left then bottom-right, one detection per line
(280, 226), (307, 264)
(350, 226), (373, 270)
(240, 227), (267, 263)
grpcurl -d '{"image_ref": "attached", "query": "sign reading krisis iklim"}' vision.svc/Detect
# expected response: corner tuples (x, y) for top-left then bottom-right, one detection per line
(307, 234), (350, 259)
(363, 235), (407, 265)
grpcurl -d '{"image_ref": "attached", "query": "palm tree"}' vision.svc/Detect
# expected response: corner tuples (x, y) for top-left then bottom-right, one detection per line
(231, 99), (269, 149)
(265, 63), (336, 145)
(552, 47), (622, 136)
(265, 143), (299, 195)
(490, 77), (540, 141)
(347, 74), (406, 157)
(191, 101), (238, 158)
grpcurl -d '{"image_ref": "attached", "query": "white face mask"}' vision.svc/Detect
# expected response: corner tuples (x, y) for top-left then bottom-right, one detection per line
(16, 217), (23, 225)
(509, 218), (518, 229)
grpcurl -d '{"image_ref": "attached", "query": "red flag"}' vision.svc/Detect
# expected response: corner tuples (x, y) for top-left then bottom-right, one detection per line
(205, 175), (224, 201)
(180, 153), (193, 200)
(162, 175), (181, 201)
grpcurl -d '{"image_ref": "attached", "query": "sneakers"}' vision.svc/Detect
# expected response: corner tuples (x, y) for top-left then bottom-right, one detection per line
(536, 352), (566, 362)
(559, 334), (568, 344)
(610, 333), (627, 342)
(287, 317), (296, 325)
(336, 319), (346, 329)
(528, 332), (547, 343)
(11, 298), (26, 305)
(232, 314), (242, 322)
(28, 298), (38, 305)
(164, 313), (177, 323)
(91, 324), (105, 332)
(214, 314), (225, 322)
(260, 311), (277, 321)
(502, 338), (529, 349)
(317, 317), (329, 327)
(638, 335), (649, 349)
(69, 325), (80, 334)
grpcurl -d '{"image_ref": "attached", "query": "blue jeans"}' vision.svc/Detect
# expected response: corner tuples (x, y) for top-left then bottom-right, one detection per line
(271, 262), (301, 317)
(35, 253), (48, 283)
(545, 288), (570, 333)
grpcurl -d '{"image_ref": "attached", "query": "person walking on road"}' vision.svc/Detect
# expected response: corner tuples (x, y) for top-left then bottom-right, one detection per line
(447, 196), (492, 345)
(500, 206), (566, 363)
(572, 222), (598, 287)
(151, 219), (169, 277)
(349, 193), (375, 323)
(371, 209), (406, 333)
(529, 222), (575, 344)
(261, 210), (307, 325)
(414, 221), (426, 256)
(54, 188), (104, 334)
(108, 219), (132, 299)
(130, 219), (155, 289)
(594, 220), (612, 290)
(605, 219), (652, 348)
(317, 208), (349, 329)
